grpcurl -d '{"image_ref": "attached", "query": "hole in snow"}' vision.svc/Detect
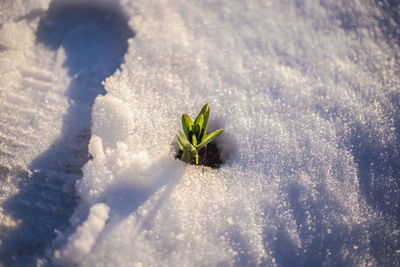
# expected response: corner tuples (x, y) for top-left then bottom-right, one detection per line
(173, 116), (234, 169)
(174, 142), (224, 169)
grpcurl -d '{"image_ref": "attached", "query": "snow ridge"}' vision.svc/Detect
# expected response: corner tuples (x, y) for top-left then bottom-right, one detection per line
(54, 203), (110, 265)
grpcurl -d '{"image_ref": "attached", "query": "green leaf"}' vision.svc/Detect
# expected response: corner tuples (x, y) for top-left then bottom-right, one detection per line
(196, 104), (208, 119)
(194, 104), (207, 134)
(179, 104), (222, 165)
(196, 129), (223, 151)
(194, 114), (204, 138)
(182, 114), (194, 139)
(192, 134), (197, 147)
(200, 105), (210, 142)
(181, 142), (198, 164)
(177, 131), (190, 147)
(178, 131), (199, 164)
(177, 138), (183, 150)
(181, 147), (192, 163)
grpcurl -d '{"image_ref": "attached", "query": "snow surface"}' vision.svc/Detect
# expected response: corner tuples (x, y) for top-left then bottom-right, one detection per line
(54, 203), (110, 265)
(1, 0), (400, 266)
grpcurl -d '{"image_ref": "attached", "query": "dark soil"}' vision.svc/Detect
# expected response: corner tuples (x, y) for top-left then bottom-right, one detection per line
(175, 142), (223, 168)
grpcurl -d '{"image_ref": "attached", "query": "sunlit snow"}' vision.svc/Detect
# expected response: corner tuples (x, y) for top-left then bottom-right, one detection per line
(0, 0), (399, 266)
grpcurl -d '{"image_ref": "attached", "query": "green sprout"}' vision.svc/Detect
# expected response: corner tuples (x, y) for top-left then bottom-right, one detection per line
(177, 104), (223, 165)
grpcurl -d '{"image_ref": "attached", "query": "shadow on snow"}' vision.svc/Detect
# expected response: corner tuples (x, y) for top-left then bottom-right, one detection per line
(0, 1), (134, 265)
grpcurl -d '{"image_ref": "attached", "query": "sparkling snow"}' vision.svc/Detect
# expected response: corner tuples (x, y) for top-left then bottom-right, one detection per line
(0, 0), (399, 266)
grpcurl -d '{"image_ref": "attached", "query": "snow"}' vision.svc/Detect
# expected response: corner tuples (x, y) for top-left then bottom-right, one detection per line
(1, 0), (400, 266)
(53, 203), (110, 265)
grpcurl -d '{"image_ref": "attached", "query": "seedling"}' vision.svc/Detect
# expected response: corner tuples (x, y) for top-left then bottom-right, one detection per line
(177, 104), (223, 165)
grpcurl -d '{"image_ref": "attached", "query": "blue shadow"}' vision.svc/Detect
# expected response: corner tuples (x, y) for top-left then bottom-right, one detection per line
(0, 1), (134, 265)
